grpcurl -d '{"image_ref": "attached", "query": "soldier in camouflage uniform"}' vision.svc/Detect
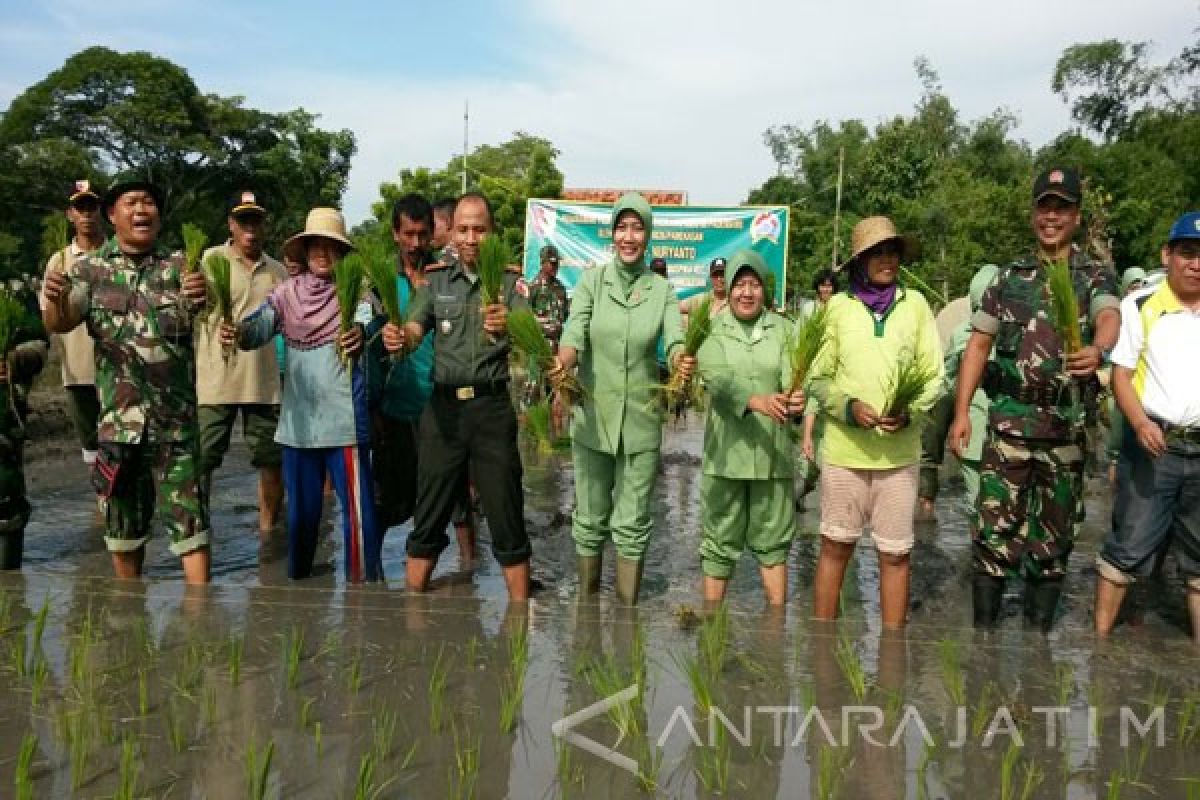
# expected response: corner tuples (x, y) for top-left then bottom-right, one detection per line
(949, 167), (1120, 630)
(42, 177), (212, 584)
(0, 281), (49, 569)
(523, 244), (569, 405)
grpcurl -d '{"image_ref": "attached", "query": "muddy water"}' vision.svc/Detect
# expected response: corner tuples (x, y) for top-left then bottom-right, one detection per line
(2, 422), (1198, 798)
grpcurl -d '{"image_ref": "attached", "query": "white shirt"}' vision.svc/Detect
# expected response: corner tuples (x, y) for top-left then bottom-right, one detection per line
(1111, 284), (1200, 427)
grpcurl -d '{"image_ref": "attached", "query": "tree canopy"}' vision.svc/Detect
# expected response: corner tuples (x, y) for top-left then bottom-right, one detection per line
(0, 46), (355, 278)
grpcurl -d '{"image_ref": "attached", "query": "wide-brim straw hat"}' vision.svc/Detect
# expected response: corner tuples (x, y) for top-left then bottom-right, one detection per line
(837, 216), (919, 272)
(283, 207), (355, 263)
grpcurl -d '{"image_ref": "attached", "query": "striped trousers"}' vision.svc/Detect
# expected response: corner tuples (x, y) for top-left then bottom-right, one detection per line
(283, 444), (382, 582)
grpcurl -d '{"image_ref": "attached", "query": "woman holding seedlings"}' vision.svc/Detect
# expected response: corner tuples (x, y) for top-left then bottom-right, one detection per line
(548, 192), (695, 605)
(222, 207), (382, 583)
(696, 249), (805, 605)
(808, 216), (943, 629)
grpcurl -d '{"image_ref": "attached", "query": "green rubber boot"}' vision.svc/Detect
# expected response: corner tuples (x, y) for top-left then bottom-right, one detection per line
(577, 555), (602, 596)
(614, 557), (644, 606)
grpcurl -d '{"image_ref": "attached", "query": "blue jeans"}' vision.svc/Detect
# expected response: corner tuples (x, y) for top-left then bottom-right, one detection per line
(1098, 424), (1200, 586)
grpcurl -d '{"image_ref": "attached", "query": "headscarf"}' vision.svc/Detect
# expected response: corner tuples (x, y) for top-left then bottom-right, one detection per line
(268, 270), (341, 348)
(849, 260), (898, 316)
(726, 248), (769, 322)
(611, 192), (653, 275)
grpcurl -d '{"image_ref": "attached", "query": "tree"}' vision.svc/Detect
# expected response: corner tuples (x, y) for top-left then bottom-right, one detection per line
(1051, 40), (1168, 140)
(371, 132), (564, 256)
(0, 46), (356, 276)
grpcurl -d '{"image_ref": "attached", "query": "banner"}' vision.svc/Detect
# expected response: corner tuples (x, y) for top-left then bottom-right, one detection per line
(523, 200), (789, 305)
(562, 188), (687, 205)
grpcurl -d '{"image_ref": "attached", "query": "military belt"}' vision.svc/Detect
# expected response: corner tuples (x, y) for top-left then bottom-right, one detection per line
(1149, 415), (1200, 445)
(434, 380), (508, 401)
(993, 375), (1072, 408)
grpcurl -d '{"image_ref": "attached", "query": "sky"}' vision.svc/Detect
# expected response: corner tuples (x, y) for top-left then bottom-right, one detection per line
(1, 0), (1196, 225)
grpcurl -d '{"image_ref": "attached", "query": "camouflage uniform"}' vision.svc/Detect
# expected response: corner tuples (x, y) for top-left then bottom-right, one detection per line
(63, 239), (209, 556)
(528, 272), (568, 343)
(971, 250), (1118, 580)
(0, 281), (49, 569)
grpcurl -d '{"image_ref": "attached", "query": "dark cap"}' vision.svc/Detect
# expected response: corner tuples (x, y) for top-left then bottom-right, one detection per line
(104, 174), (164, 212)
(1033, 166), (1081, 205)
(649, 257), (668, 275)
(228, 189), (267, 218)
(540, 243), (559, 263)
(709, 256), (727, 274)
(1167, 211), (1200, 244)
(68, 179), (101, 206)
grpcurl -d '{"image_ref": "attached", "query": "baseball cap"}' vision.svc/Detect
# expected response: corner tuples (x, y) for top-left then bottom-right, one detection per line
(1033, 167), (1081, 205)
(1119, 267), (1147, 294)
(1167, 211), (1200, 244)
(68, 179), (101, 207)
(709, 257), (727, 274)
(229, 189), (267, 218)
(540, 244), (560, 264)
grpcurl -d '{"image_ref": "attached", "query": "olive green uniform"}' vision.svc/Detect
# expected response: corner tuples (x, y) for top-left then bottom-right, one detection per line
(562, 260), (684, 559)
(696, 308), (796, 577)
(405, 259), (532, 567)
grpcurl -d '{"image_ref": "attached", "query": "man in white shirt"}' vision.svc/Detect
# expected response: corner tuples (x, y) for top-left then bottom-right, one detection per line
(1094, 211), (1200, 640)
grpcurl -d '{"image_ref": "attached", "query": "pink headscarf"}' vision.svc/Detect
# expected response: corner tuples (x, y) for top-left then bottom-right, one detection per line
(268, 271), (341, 348)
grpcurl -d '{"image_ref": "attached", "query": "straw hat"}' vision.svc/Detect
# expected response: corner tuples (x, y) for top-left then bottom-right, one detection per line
(837, 216), (918, 272)
(283, 207), (355, 262)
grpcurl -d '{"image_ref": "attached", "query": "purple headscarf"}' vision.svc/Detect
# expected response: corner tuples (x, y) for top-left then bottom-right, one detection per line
(849, 262), (898, 316)
(268, 271), (341, 348)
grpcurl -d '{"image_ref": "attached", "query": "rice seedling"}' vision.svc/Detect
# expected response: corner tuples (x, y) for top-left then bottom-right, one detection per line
(1054, 661), (1075, 708)
(334, 253), (366, 366)
(372, 708), (397, 758)
(788, 303), (831, 393)
(815, 743), (851, 800)
(282, 624), (305, 690)
(1043, 258), (1082, 353)
(227, 633), (244, 686)
(244, 739), (274, 800)
(203, 684), (217, 727)
(663, 293), (714, 413)
(0, 591), (13, 630)
(29, 657), (48, 707)
(115, 734), (139, 800)
(698, 604), (731, 680)
(67, 709), (91, 789)
(202, 251), (236, 361)
(1178, 689), (1200, 745)
(523, 400), (555, 453)
(900, 266), (949, 307)
(583, 652), (643, 744)
(137, 668), (149, 716)
(182, 223), (208, 273)
(1106, 769), (1127, 800)
(507, 308), (584, 406)
(465, 636), (481, 668)
(555, 737), (584, 798)
(972, 681), (999, 738)
(360, 241), (402, 326)
(165, 698), (186, 754)
(30, 597), (49, 656)
(10, 630), (26, 678)
(477, 235), (509, 309)
(633, 736), (663, 794)
(835, 634), (868, 703)
(429, 644), (450, 731)
(14, 733), (37, 800)
(882, 346), (938, 418)
(673, 650), (715, 718)
(937, 637), (966, 707)
(450, 721), (481, 800)
(695, 720), (731, 794)
(1184, 778), (1200, 800)
(498, 626), (528, 733)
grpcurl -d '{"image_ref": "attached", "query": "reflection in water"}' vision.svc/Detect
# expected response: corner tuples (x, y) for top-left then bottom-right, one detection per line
(2, 422), (1197, 797)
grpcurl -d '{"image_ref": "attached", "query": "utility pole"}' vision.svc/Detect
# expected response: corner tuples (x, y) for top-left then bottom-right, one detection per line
(461, 100), (469, 194)
(831, 145), (844, 269)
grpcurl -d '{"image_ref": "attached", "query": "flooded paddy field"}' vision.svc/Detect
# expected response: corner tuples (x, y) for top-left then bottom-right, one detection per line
(2, 422), (1198, 798)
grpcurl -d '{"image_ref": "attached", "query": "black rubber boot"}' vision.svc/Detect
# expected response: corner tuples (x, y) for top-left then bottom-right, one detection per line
(1023, 578), (1064, 633)
(972, 574), (1006, 628)
(0, 529), (24, 571)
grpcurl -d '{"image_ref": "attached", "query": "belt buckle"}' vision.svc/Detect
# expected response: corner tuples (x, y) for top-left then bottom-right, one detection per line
(455, 386), (475, 401)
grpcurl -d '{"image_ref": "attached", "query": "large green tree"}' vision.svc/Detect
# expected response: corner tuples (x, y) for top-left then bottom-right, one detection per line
(0, 46), (355, 277)
(371, 131), (564, 256)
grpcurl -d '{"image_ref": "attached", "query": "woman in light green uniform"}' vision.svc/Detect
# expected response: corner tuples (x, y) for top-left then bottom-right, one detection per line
(696, 250), (806, 605)
(550, 192), (694, 604)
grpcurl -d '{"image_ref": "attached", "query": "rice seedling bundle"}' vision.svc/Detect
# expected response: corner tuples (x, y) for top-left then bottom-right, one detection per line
(1043, 258), (1082, 353)
(508, 309), (583, 404)
(524, 401), (554, 453)
(882, 347), (938, 418)
(182, 223), (207, 274)
(664, 293), (714, 413)
(788, 304), (830, 394)
(43, 214), (70, 263)
(202, 251), (235, 359)
(477, 235), (510, 307)
(360, 241), (402, 326)
(334, 253), (366, 366)
(0, 293), (28, 419)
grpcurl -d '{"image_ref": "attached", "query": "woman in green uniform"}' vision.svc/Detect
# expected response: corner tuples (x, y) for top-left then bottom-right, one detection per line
(696, 250), (805, 605)
(549, 192), (695, 604)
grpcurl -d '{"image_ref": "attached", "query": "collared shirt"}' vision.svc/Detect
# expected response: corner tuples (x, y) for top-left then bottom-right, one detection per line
(64, 238), (199, 443)
(194, 242), (286, 405)
(42, 240), (96, 386)
(408, 258), (528, 386)
(1112, 282), (1200, 427)
(681, 290), (729, 317)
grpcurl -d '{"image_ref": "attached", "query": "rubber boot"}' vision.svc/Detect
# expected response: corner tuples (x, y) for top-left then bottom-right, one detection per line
(972, 574), (1006, 628)
(577, 555), (602, 596)
(1023, 578), (1064, 633)
(614, 556), (644, 606)
(0, 530), (23, 570)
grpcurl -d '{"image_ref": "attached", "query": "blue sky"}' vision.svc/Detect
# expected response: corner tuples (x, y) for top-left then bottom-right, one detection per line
(1, 0), (1196, 224)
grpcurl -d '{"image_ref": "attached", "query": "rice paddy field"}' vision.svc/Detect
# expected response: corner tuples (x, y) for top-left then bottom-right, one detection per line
(3, 422), (1198, 798)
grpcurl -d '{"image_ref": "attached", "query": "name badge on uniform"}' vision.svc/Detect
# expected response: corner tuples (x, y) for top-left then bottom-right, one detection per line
(631, 290), (641, 303)
(441, 319), (453, 334)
